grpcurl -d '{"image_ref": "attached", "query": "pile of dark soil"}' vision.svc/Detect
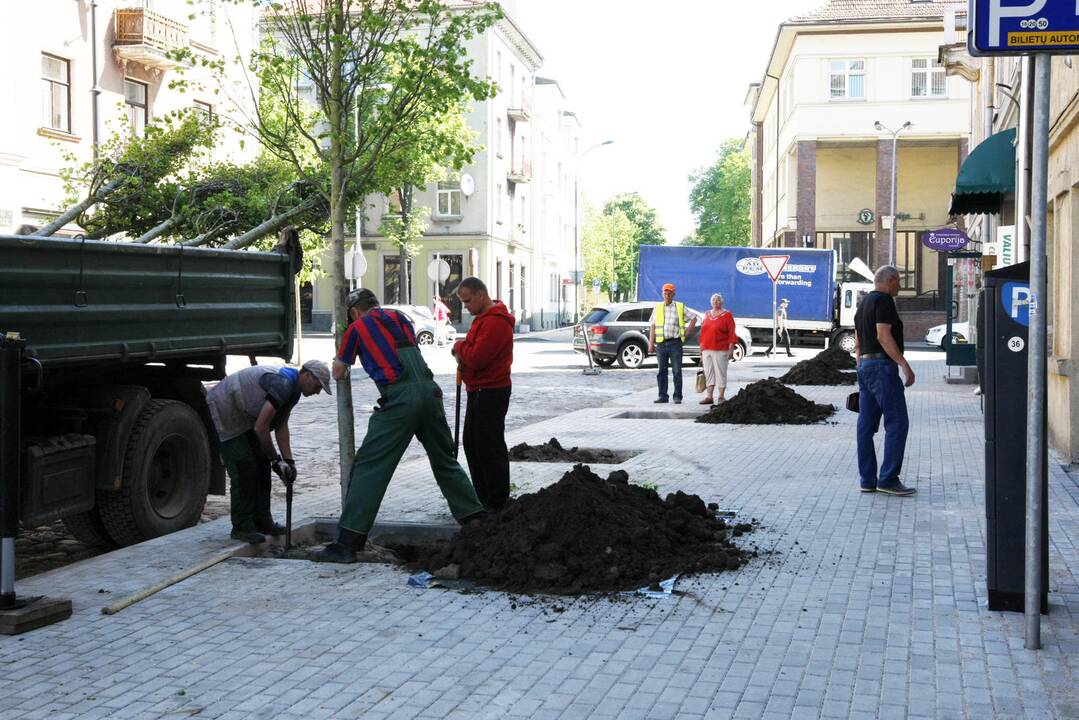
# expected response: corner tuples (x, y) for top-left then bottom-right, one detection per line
(697, 379), (835, 424)
(817, 345), (857, 370)
(779, 359), (856, 386)
(410, 464), (753, 594)
(509, 437), (621, 464)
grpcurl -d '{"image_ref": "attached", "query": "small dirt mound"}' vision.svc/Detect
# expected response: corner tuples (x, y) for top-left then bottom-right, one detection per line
(697, 378), (835, 424)
(816, 345), (857, 370)
(410, 464), (753, 594)
(779, 358), (856, 386)
(510, 437), (621, 464)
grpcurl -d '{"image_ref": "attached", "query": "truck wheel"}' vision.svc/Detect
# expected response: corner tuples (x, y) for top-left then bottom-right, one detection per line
(730, 341), (746, 363)
(98, 400), (210, 547)
(834, 331), (856, 354)
(617, 342), (646, 369)
(62, 507), (117, 548)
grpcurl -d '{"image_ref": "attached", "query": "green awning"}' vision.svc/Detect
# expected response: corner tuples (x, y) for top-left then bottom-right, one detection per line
(949, 128), (1016, 215)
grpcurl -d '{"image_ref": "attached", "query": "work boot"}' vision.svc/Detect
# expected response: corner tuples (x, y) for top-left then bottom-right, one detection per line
(310, 528), (366, 564)
(256, 521), (287, 537)
(459, 509), (490, 526)
(230, 528), (265, 544)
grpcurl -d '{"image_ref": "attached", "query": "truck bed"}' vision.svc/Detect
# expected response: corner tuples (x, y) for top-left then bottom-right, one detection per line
(0, 235), (294, 368)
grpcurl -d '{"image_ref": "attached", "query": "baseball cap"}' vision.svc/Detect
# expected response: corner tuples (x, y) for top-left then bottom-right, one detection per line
(346, 288), (378, 310)
(662, 283), (676, 292)
(301, 359), (332, 395)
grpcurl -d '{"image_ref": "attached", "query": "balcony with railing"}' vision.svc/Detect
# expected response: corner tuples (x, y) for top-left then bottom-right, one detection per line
(113, 7), (189, 71)
(507, 95), (532, 123)
(507, 159), (532, 184)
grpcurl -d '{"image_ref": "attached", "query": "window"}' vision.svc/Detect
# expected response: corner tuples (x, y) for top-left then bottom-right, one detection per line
(895, 231), (918, 292)
(125, 79), (149, 136)
(496, 260), (503, 299)
(495, 50), (502, 87)
(495, 184), (503, 224)
(436, 180), (462, 217)
(911, 58), (947, 98)
(829, 59), (865, 100)
(41, 54), (70, 132)
(520, 264), (526, 313)
(816, 231), (873, 279)
(496, 117), (503, 157)
(618, 308), (649, 322)
(382, 255), (402, 304)
(508, 262), (516, 310)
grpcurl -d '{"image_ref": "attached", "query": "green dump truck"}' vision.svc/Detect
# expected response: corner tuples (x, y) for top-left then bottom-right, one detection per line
(0, 234), (297, 549)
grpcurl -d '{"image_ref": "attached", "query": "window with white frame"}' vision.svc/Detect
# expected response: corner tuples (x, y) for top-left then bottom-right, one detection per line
(496, 117), (503, 157)
(495, 183), (503, 224)
(910, 58), (946, 98)
(436, 180), (462, 217)
(41, 54), (70, 133)
(125, 79), (149, 136)
(829, 59), (865, 100)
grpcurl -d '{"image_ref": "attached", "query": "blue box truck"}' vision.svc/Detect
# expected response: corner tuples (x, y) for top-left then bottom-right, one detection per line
(636, 245), (873, 353)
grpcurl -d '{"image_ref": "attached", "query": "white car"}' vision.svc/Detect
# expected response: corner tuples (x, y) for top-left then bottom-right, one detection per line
(330, 304), (456, 346)
(925, 321), (970, 348)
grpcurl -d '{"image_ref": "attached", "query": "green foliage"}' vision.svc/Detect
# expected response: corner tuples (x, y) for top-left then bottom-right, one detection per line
(378, 201), (429, 260)
(582, 206), (639, 301)
(688, 139), (752, 246)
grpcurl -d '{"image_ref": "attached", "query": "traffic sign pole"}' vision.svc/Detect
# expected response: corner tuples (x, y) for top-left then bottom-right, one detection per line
(759, 255), (790, 357)
(1024, 52), (1050, 651)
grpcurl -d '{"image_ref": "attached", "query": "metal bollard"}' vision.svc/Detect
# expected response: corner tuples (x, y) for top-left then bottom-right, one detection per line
(0, 333), (23, 609)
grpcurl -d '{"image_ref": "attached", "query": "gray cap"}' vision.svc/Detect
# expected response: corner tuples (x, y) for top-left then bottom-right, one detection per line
(301, 359), (332, 395)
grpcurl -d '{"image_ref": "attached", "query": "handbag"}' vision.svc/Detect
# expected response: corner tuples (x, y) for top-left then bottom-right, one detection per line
(845, 391), (860, 413)
(695, 370), (706, 393)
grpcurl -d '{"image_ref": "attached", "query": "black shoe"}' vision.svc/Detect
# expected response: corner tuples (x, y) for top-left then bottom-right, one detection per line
(654, 398), (669, 404)
(460, 509), (491, 525)
(310, 542), (358, 563)
(256, 522), (287, 537)
(787, 353), (795, 357)
(673, 398), (682, 404)
(230, 529), (266, 544)
(876, 479), (916, 496)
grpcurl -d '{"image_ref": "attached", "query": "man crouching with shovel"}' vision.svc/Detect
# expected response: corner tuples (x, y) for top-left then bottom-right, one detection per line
(312, 289), (487, 563)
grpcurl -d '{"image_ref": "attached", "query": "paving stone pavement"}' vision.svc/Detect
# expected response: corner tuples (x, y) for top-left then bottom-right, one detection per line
(4, 349), (1079, 720)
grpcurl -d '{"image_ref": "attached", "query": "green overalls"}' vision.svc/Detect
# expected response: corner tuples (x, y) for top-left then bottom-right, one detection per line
(338, 345), (484, 536)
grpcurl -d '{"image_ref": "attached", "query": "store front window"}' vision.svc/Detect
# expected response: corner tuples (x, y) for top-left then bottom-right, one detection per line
(816, 231), (873, 280)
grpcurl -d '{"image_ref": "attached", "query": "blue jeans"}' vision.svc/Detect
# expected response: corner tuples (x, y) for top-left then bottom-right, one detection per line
(856, 359), (909, 487)
(656, 339), (683, 401)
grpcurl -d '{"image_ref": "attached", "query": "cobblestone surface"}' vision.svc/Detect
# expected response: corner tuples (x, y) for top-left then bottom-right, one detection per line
(4, 343), (1078, 720)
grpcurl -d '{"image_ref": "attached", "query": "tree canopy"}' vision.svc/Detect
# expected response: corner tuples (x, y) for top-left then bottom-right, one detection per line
(687, 139), (751, 246)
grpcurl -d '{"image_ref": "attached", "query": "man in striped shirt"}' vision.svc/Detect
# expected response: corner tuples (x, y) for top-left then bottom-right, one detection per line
(313, 289), (485, 563)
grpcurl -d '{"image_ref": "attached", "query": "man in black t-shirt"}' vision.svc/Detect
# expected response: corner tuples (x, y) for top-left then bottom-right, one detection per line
(853, 266), (916, 496)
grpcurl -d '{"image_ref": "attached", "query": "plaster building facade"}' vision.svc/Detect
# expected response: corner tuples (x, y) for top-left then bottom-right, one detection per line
(0, 0), (258, 235)
(746, 0), (971, 299)
(307, 2), (581, 331)
(940, 41), (1079, 462)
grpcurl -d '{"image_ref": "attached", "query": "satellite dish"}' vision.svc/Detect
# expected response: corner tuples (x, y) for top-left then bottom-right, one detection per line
(427, 258), (451, 283)
(459, 173), (475, 197)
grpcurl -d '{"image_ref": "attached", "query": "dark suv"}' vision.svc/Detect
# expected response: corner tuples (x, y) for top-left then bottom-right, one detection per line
(571, 302), (753, 369)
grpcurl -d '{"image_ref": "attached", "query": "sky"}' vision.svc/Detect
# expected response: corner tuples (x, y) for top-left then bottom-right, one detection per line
(511, 0), (824, 244)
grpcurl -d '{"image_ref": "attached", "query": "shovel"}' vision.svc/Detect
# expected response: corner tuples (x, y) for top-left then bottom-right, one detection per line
(453, 368), (463, 458)
(283, 472), (295, 551)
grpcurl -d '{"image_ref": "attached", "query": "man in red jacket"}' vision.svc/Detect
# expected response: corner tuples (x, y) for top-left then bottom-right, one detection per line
(453, 277), (515, 510)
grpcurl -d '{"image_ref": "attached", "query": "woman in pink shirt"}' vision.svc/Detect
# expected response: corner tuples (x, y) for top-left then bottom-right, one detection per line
(698, 292), (737, 405)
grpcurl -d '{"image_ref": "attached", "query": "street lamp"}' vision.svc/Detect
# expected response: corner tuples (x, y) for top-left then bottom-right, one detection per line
(573, 140), (614, 323)
(874, 120), (913, 268)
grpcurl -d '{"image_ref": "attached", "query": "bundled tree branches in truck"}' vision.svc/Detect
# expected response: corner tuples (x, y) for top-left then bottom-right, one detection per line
(0, 233), (299, 549)
(636, 245), (875, 353)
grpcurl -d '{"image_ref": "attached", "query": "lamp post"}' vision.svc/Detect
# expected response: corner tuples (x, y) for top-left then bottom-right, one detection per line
(874, 120), (912, 267)
(573, 140), (614, 323)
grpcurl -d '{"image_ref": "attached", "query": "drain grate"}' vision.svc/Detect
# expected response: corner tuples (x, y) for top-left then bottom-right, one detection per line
(611, 410), (700, 420)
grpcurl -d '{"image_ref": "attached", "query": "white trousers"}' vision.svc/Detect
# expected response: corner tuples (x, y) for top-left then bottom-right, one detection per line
(701, 350), (729, 390)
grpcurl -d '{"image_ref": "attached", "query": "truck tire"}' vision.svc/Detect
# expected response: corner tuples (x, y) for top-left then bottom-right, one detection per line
(97, 400), (211, 547)
(834, 331), (856, 354)
(62, 507), (117, 548)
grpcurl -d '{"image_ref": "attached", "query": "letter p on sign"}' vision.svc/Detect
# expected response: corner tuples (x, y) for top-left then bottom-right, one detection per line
(989, 0), (1048, 45)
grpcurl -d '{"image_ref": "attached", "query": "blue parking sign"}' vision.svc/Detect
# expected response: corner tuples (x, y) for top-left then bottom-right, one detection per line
(970, 0), (1079, 55)
(1001, 281), (1031, 327)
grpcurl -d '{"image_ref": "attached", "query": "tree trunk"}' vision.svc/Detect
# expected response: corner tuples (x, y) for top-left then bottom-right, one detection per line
(329, 6), (355, 503)
(399, 183), (412, 304)
(134, 215), (182, 244)
(221, 196), (320, 250)
(32, 175), (127, 237)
